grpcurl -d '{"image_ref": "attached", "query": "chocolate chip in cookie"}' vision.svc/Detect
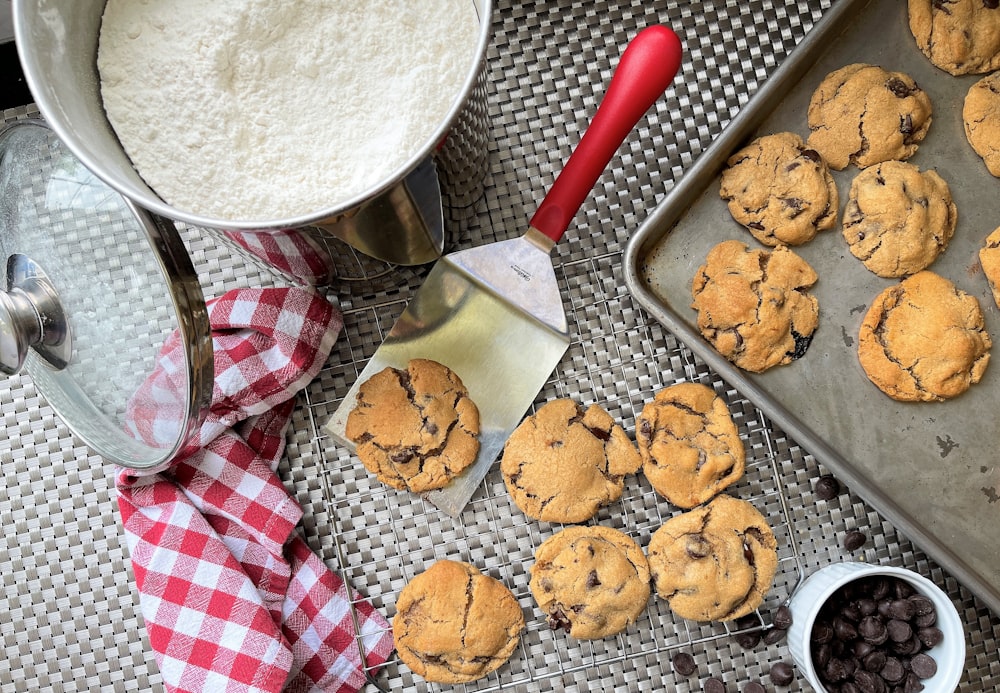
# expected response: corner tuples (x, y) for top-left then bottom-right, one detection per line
(806, 63), (932, 170)
(393, 560), (524, 684)
(501, 398), (641, 523)
(345, 358), (480, 492)
(720, 131), (838, 246)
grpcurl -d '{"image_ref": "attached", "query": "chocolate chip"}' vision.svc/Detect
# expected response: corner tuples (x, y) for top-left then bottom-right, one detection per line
(743, 683), (766, 693)
(859, 615), (889, 645)
(769, 661), (794, 686)
(886, 77), (916, 98)
(917, 626), (943, 648)
(734, 628), (762, 649)
(862, 649), (886, 672)
(853, 669), (884, 693)
(585, 569), (601, 588)
(843, 530), (868, 551)
(686, 534), (712, 559)
(547, 608), (571, 633)
(881, 656), (906, 684)
(703, 677), (727, 693)
(887, 599), (915, 621)
(773, 604), (793, 629)
(801, 148), (822, 162)
(814, 474), (841, 500)
(887, 618), (912, 643)
(910, 652), (938, 679)
(762, 626), (787, 646)
(671, 651), (697, 677)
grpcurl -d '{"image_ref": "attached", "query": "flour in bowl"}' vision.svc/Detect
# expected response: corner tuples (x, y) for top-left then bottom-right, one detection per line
(97, 0), (480, 221)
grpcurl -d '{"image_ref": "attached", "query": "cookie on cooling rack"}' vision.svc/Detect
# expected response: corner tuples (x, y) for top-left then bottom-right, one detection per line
(646, 494), (778, 622)
(964, 71), (1000, 178)
(806, 63), (932, 170)
(842, 160), (956, 278)
(529, 525), (650, 640)
(858, 271), (992, 402)
(345, 358), (480, 493)
(500, 398), (641, 524)
(636, 382), (745, 509)
(719, 131), (838, 246)
(908, 0), (1000, 76)
(690, 239), (819, 373)
(393, 560), (524, 684)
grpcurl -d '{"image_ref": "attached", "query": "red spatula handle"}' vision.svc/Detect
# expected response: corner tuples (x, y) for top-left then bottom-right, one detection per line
(528, 25), (683, 244)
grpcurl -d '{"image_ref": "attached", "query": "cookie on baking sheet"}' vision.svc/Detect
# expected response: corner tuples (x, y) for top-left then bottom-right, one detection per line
(858, 271), (992, 402)
(345, 358), (480, 493)
(980, 227), (1000, 308)
(908, 0), (1000, 76)
(529, 525), (650, 640)
(842, 160), (957, 278)
(964, 71), (1000, 177)
(393, 560), (524, 684)
(646, 494), (778, 622)
(690, 239), (819, 373)
(719, 131), (839, 246)
(806, 63), (932, 170)
(501, 398), (641, 524)
(636, 382), (745, 509)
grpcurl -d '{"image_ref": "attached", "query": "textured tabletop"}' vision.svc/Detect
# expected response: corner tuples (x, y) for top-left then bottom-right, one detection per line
(3, 1), (1000, 691)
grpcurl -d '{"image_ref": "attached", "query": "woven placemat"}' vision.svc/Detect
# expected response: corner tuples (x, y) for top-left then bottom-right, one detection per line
(3, 1), (1000, 692)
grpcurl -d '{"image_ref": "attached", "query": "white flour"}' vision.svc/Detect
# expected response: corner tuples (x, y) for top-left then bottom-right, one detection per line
(97, 0), (479, 221)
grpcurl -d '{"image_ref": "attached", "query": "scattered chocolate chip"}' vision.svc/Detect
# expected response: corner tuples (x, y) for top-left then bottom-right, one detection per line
(843, 530), (868, 551)
(773, 604), (793, 629)
(703, 677), (727, 693)
(671, 652), (697, 677)
(762, 626), (787, 646)
(734, 628), (762, 649)
(743, 682), (766, 693)
(814, 474), (841, 500)
(769, 661), (794, 686)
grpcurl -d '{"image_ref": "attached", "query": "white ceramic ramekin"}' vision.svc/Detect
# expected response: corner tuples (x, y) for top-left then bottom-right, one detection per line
(786, 562), (965, 692)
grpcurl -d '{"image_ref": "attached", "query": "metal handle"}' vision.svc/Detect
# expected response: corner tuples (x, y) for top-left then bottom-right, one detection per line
(0, 254), (71, 375)
(528, 24), (683, 243)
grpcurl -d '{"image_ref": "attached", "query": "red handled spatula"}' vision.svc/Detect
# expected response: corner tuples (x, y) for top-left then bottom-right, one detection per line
(325, 25), (682, 517)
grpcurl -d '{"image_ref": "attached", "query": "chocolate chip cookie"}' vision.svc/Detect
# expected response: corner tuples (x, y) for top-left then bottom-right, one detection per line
(979, 226), (1000, 308)
(719, 131), (839, 246)
(842, 161), (957, 278)
(529, 525), (650, 639)
(964, 71), (1000, 177)
(636, 382), (745, 509)
(908, 0), (1000, 76)
(393, 560), (525, 684)
(806, 63), (932, 170)
(691, 239), (819, 373)
(345, 358), (480, 492)
(501, 398), (641, 524)
(858, 271), (992, 402)
(647, 494), (778, 622)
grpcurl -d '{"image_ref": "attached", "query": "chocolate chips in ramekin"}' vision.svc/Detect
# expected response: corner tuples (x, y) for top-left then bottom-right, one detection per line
(810, 574), (944, 692)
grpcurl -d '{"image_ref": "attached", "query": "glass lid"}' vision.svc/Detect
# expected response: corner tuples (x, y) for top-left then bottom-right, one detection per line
(0, 119), (213, 470)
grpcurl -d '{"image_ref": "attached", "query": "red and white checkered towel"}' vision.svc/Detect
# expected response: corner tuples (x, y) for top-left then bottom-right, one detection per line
(117, 287), (393, 693)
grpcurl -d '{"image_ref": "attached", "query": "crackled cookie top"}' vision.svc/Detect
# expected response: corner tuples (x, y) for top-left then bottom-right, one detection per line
(909, 0), (1000, 76)
(393, 560), (524, 684)
(858, 271), (991, 402)
(842, 161), (956, 278)
(964, 71), (1000, 177)
(806, 63), (932, 170)
(529, 525), (650, 640)
(719, 131), (839, 246)
(500, 398), (641, 524)
(980, 226), (1000, 308)
(647, 494), (778, 622)
(345, 358), (480, 492)
(691, 239), (819, 373)
(636, 382), (745, 509)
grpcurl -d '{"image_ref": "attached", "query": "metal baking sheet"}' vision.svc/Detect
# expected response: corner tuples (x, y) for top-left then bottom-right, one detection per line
(624, 0), (1000, 615)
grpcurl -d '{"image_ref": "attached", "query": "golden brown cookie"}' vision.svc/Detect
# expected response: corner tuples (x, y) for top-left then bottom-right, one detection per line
(964, 71), (1000, 177)
(529, 525), (650, 640)
(858, 271), (992, 402)
(908, 0), (1000, 76)
(806, 63), (932, 170)
(393, 560), (525, 684)
(979, 226), (1000, 308)
(501, 398), (641, 524)
(842, 161), (957, 278)
(646, 494), (778, 622)
(345, 358), (480, 492)
(690, 239), (819, 373)
(719, 131), (839, 246)
(636, 382), (745, 509)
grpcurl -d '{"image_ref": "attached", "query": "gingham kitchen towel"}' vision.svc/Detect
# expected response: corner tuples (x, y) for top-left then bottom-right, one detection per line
(222, 229), (333, 287)
(117, 287), (393, 693)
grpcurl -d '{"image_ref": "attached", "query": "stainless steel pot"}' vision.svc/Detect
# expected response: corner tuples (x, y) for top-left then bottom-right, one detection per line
(11, 0), (494, 268)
